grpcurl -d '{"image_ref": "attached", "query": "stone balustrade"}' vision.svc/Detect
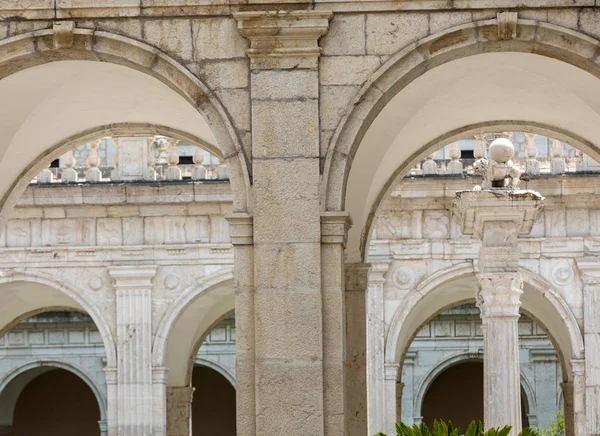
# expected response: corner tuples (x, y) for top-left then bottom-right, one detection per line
(33, 136), (229, 185)
(411, 133), (599, 178)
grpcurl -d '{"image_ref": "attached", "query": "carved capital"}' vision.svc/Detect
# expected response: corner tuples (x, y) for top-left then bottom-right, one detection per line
(225, 213), (253, 245)
(571, 358), (586, 376)
(477, 272), (523, 318)
(575, 258), (600, 285)
(321, 212), (352, 246)
(234, 11), (332, 69)
(368, 261), (391, 285)
(53, 21), (75, 49)
(108, 265), (157, 291)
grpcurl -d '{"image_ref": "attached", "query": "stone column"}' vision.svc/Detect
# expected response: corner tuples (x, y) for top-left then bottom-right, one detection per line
(561, 381), (575, 436)
(234, 11), (332, 436)
(225, 213), (255, 436)
(384, 363), (400, 427)
(104, 367), (118, 436)
(571, 359), (587, 436)
(454, 188), (544, 435)
(108, 266), (158, 436)
(366, 261), (391, 435)
(166, 386), (195, 436)
(345, 261), (370, 436)
(574, 259), (600, 435)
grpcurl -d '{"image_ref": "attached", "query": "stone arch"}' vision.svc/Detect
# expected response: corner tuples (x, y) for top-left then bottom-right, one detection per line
(195, 358), (236, 388)
(321, 18), (600, 262)
(0, 27), (251, 217)
(385, 263), (583, 382)
(412, 353), (538, 425)
(152, 268), (235, 386)
(0, 269), (117, 368)
(0, 359), (107, 429)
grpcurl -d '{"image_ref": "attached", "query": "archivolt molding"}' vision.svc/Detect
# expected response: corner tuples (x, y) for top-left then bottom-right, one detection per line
(0, 359), (107, 421)
(384, 263), (584, 378)
(151, 267), (234, 368)
(195, 357), (236, 388)
(0, 27), (251, 214)
(321, 17), (600, 260)
(0, 269), (117, 368)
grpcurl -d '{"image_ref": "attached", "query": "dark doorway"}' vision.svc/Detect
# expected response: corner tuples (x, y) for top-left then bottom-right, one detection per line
(13, 368), (100, 436)
(192, 365), (236, 436)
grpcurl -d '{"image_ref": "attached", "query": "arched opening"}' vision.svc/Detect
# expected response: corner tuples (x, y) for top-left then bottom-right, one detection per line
(420, 360), (531, 431)
(191, 365), (236, 436)
(12, 368), (101, 436)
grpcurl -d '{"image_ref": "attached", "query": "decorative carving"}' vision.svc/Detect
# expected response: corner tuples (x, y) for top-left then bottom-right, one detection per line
(392, 267), (416, 290)
(473, 138), (521, 189)
(497, 12), (518, 40)
(477, 273), (523, 317)
(552, 260), (575, 286)
(89, 276), (103, 291)
(376, 213), (411, 239)
(423, 212), (449, 239)
(164, 275), (180, 290)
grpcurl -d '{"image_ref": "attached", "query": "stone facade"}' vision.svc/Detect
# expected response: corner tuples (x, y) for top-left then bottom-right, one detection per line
(2, 2), (600, 435)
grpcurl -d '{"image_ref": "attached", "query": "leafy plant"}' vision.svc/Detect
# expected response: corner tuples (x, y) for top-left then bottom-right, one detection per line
(375, 419), (533, 436)
(534, 410), (564, 436)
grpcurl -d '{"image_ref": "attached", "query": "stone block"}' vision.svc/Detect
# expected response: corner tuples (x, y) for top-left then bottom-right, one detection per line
(82, 185), (127, 204)
(192, 18), (248, 60)
(321, 14), (366, 56)
(252, 70), (318, 100)
(320, 55), (381, 86)
(122, 217), (144, 245)
(545, 208), (567, 238)
(217, 88), (250, 131)
(195, 59), (249, 89)
(366, 13), (429, 56)
(144, 19), (194, 62)
(566, 209), (590, 237)
(92, 19), (144, 40)
(579, 9), (600, 41)
(97, 218), (123, 246)
(252, 100), (319, 158)
(254, 242), (321, 290)
(320, 85), (360, 132)
(547, 9), (579, 29)
(429, 11), (473, 34)
(253, 158), (320, 242)
(6, 220), (31, 247)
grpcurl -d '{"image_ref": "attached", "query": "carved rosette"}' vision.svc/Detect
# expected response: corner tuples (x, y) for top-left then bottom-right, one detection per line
(476, 273), (523, 318)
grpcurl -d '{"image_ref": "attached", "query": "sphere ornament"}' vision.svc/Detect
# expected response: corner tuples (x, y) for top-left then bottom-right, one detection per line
(489, 137), (515, 164)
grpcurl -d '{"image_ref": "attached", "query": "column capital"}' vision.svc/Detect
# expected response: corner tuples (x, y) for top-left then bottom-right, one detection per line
(345, 262), (370, 292)
(234, 10), (333, 69)
(152, 367), (170, 384)
(476, 272), (523, 318)
(108, 265), (157, 290)
(575, 258), (600, 284)
(368, 261), (391, 285)
(571, 358), (586, 375)
(384, 362), (400, 380)
(225, 213), (253, 245)
(322, 212), (352, 246)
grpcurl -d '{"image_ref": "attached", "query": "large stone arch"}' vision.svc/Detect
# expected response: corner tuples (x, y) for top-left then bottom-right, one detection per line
(385, 263), (584, 382)
(0, 359), (107, 430)
(0, 27), (251, 217)
(0, 269), (117, 368)
(152, 268), (234, 387)
(322, 18), (600, 262)
(195, 358), (236, 388)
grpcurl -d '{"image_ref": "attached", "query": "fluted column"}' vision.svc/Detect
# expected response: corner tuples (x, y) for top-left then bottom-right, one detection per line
(166, 386), (195, 436)
(109, 266), (158, 436)
(477, 273), (523, 434)
(454, 188), (544, 435)
(367, 261), (391, 435)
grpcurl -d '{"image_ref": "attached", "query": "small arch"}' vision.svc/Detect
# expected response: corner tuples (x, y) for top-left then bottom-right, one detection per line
(152, 268), (235, 386)
(195, 358), (236, 388)
(0, 269), (117, 368)
(0, 359), (107, 428)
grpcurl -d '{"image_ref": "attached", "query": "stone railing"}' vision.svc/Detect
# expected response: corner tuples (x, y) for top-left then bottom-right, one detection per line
(32, 136), (229, 184)
(410, 133), (600, 178)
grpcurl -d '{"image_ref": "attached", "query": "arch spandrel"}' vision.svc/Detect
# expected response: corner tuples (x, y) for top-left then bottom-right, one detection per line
(321, 18), (600, 262)
(0, 28), (251, 219)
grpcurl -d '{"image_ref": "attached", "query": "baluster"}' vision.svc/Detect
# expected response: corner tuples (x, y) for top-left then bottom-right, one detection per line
(37, 164), (54, 184)
(551, 139), (566, 174)
(192, 147), (206, 179)
(422, 152), (438, 175)
(85, 139), (103, 182)
(217, 158), (229, 179)
(524, 133), (540, 175)
(62, 149), (78, 182)
(165, 138), (182, 180)
(474, 134), (486, 159)
(111, 137), (121, 181)
(145, 137), (157, 181)
(447, 142), (463, 174)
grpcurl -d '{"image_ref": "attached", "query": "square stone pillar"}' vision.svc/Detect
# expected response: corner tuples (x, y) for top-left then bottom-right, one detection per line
(366, 261), (391, 435)
(454, 189), (544, 435)
(166, 386), (195, 436)
(571, 359), (587, 436)
(344, 261), (370, 436)
(108, 266), (159, 436)
(233, 12), (332, 435)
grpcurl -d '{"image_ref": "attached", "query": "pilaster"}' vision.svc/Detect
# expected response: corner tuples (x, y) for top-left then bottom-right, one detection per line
(367, 261), (391, 435)
(108, 265), (158, 436)
(234, 11), (332, 436)
(225, 214), (255, 436)
(571, 358), (587, 436)
(574, 258), (600, 435)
